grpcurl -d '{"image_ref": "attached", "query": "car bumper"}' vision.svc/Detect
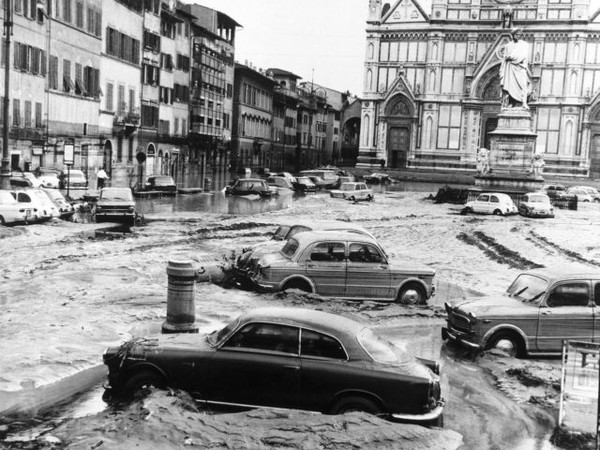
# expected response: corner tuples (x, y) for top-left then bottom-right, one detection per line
(96, 213), (135, 223)
(391, 403), (444, 422)
(231, 266), (276, 292)
(441, 327), (481, 351)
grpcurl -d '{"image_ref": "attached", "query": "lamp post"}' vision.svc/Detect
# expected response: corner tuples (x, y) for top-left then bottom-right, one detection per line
(1, 0), (13, 190)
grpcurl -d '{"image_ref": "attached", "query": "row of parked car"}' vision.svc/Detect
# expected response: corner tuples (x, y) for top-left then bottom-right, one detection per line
(10, 169), (88, 190)
(0, 187), (75, 225)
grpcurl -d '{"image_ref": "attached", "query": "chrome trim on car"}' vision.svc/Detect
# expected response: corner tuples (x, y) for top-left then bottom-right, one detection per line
(391, 403), (444, 422)
(442, 327), (481, 350)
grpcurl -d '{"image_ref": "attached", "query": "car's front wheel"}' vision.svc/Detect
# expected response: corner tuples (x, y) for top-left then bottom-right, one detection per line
(461, 207), (472, 215)
(330, 395), (382, 415)
(486, 330), (525, 358)
(396, 283), (426, 305)
(124, 370), (166, 397)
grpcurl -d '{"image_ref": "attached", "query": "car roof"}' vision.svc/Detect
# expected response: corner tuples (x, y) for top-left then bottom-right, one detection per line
(239, 307), (364, 336)
(292, 230), (379, 246)
(239, 178), (265, 182)
(522, 268), (600, 283)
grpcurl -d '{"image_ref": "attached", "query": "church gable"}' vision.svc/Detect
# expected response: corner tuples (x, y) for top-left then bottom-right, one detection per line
(383, 0), (428, 24)
(383, 71), (416, 104)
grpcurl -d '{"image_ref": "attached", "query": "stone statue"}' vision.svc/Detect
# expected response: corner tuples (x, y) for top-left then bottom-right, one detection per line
(531, 154), (545, 177)
(497, 28), (532, 109)
(477, 147), (491, 174)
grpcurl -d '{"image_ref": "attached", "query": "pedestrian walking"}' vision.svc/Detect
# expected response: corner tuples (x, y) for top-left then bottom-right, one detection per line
(97, 167), (109, 189)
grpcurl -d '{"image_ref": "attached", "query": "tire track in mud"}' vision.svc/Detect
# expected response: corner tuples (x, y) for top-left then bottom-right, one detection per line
(457, 230), (544, 270)
(527, 230), (600, 267)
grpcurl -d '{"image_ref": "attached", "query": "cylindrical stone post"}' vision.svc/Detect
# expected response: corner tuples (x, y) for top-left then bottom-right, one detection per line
(162, 260), (199, 334)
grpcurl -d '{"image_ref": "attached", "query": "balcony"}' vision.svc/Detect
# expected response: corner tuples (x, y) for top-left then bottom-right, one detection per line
(114, 107), (140, 131)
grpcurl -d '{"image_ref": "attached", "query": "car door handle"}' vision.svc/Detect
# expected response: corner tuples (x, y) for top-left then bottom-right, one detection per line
(283, 365), (300, 371)
(542, 310), (552, 315)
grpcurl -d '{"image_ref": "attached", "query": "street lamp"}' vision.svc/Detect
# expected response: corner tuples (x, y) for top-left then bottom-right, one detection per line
(0, 0), (13, 190)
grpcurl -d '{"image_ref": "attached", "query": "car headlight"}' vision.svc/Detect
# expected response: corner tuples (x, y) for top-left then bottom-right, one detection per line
(96, 206), (102, 212)
(128, 206), (135, 212)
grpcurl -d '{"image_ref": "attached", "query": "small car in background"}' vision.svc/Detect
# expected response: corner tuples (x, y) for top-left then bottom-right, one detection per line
(0, 190), (35, 225)
(575, 186), (600, 202)
(268, 172), (296, 184)
(37, 169), (61, 189)
(42, 189), (75, 218)
(292, 176), (317, 193)
(330, 182), (374, 201)
(225, 178), (277, 197)
(60, 169), (88, 189)
(363, 173), (391, 184)
(442, 268), (600, 357)
(306, 175), (328, 190)
(266, 176), (294, 191)
(12, 172), (42, 188)
(299, 169), (339, 189)
(95, 187), (136, 226)
(9, 176), (34, 188)
(461, 193), (518, 216)
(541, 184), (567, 199)
(518, 193), (554, 218)
(144, 175), (177, 195)
(565, 186), (594, 203)
(240, 231), (435, 304)
(103, 307), (444, 422)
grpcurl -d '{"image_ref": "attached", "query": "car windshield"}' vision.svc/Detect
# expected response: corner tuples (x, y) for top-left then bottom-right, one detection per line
(152, 177), (174, 186)
(101, 189), (133, 201)
(207, 316), (241, 347)
(529, 195), (549, 203)
(281, 238), (300, 258)
(357, 328), (410, 365)
(507, 273), (549, 302)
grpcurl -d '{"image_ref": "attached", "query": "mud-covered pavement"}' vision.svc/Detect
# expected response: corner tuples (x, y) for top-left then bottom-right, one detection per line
(2, 189), (598, 449)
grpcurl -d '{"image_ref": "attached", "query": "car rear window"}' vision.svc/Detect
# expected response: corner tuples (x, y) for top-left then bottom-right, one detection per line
(310, 242), (345, 262)
(281, 238), (300, 258)
(301, 329), (346, 360)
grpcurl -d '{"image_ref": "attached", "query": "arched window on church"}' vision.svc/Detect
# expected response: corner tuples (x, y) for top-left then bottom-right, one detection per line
(563, 120), (575, 155)
(432, 42), (438, 60)
(368, 43), (375, 60)
(570, 70), (579, 96)
(429, 69), (436, 92)
(363, 115), (371, 147)
(365, 69), (373, 91)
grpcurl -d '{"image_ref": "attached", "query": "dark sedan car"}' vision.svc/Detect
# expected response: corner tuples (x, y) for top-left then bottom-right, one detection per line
(225, 178), (277, 197)
(103, 307), (444, 423)
(292, 176), (317, 193)
(144, 176), (177, 195)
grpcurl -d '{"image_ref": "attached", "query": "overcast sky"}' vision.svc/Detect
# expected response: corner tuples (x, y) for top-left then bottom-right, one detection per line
(184, 0), (368, 96)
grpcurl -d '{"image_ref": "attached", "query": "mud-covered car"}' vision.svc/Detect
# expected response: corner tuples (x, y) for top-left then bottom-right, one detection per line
(292, 176), (317, 193)
(225, 178), (277, 197)
(95, 188), (136, 226)
(442, 268), (600, 357)
(143, 176), (177, 195)
(103, 307), (444, 422)
(461, 193), (517, 216)
(518, 193), (554, 218)
(363, 173), (391, 184)
(330, 182), (374, 201)
(240, 231), (435, 304)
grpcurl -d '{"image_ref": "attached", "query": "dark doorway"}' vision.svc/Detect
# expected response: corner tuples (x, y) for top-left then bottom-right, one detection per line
(104, 141), (113, 175)
(483, 118), (498, 150)
(10, 154), (20, 171)
(388, 127), (409, 168)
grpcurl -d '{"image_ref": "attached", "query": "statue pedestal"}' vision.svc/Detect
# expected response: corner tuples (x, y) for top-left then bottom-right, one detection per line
(474, 108), (543, 193)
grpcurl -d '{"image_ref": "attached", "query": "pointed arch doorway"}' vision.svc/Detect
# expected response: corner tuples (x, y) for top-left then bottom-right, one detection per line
(385, 95), (414, 169)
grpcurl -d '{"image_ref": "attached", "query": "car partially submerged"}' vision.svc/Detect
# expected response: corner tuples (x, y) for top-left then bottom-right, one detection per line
(518, 192), (554, 218)
(103, 307), (444, 423)
(225, 178), (277, 197)
(442, 268), (600, 357)
(239, 231), (435, 304)
(143, 175), (177, 195)
(95, 188), (136, 226)
(330, 182), (374, 201)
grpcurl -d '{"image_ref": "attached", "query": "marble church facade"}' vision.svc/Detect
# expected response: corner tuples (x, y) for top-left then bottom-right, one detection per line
(360, 0), (600, 178)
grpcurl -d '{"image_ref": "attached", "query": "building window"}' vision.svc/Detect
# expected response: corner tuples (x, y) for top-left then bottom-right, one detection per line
(106, 27), (140, 65)
(35, 102), (42, 128)
(117, 136), (123, 162)
(49, 55), (58, 89)
(75, 1), (83, 28)
(536, 108), (561, 154)
(142, 64), (160, 85)
(128, 136), (134, 162)
(160, 53), (173, 71)
(23, 101), (31, 127)
(143, 29), (160, 53)
(182, 119), (186, 136)
(106, 82), (114, 111)
(141, 104), (159, 128)
(437, 105), (461, 149)
(174, 117), (179, 135)
(118, 84), (125, 112)
(63, 59), (74, 92)
(129, 89), (135, 113)
(13, 99), (20, 126)
(63, 0), (72, 23)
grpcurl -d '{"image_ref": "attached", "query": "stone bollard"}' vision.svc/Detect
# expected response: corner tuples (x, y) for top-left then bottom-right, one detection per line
(162, 260), (199, 334)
